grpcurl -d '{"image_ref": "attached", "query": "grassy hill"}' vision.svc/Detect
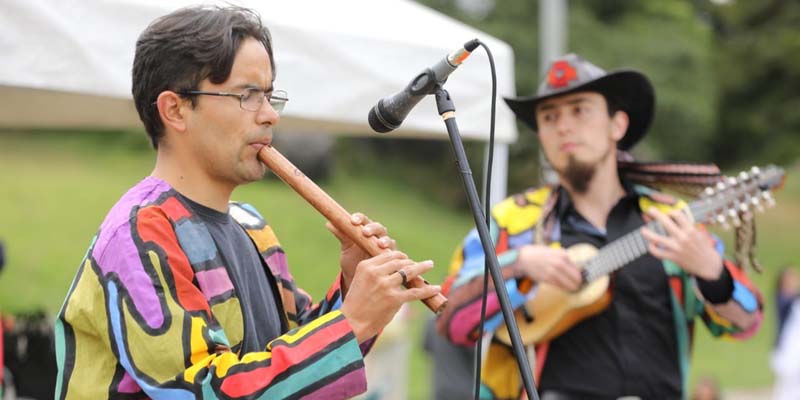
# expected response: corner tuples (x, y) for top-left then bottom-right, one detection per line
(0, 130), (797, 397)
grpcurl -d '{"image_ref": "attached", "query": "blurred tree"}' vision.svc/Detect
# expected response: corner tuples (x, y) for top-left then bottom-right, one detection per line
(345, 0), (799, 208)
(699, 0), (800, 168)
(569, 1), (716, 163)
(417, 0), (715, 194)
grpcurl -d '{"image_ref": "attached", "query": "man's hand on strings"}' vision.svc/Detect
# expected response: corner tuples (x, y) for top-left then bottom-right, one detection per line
(641, 207), (723, 280)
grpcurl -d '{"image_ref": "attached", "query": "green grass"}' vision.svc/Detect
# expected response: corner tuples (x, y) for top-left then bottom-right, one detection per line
(0, 130), (472, 399)
(0, 130), (797, 398)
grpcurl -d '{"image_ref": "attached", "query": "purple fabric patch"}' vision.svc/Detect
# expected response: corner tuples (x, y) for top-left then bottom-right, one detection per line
(93, 176), (172, 329)
(359, 337), (376, 356)
(196, 268), (235, 300)
(449, 293), (500, 346)
(117, 371), (141, 393)
(303, 368), (367, 399)
(265, 251), (290, 277)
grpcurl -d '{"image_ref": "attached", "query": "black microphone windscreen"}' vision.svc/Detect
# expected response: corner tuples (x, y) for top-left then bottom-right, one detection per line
(368, 104), (397, 133)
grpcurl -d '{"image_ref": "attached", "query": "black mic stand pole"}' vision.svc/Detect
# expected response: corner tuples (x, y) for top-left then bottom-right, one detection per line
(434, 84), (539, 399)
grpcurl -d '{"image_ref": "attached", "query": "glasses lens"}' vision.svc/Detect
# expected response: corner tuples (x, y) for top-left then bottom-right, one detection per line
(240, 89), (264, 112)
(269, 90), (288, 114)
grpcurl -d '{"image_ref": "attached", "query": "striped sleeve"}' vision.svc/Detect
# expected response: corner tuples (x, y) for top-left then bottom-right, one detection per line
(437, 188), (550, 346)
(58, 206), (366, 400)
(696, 249), (764, 339)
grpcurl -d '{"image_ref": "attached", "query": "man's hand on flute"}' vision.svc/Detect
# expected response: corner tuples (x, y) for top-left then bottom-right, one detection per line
(327, 212), (396, 292)
(331, 213), (440, 343)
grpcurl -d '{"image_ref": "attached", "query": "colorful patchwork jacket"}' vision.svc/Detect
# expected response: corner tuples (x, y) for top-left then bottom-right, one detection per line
(55, 176), (369, 399)
(436, 185), (764, 399)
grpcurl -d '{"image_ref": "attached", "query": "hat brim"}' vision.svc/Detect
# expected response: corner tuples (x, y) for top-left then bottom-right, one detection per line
(504, 70), (654, 150)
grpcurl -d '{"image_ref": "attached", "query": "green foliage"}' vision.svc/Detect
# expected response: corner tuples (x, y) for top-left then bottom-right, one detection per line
(412, 0), (721, 197)
(570, 1), (717, 162)
(701, 0), (800, 168)
(413, 0), (799, 196)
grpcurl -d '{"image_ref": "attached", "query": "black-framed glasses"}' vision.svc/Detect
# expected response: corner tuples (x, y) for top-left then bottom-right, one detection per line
(177, 88), (288, 113)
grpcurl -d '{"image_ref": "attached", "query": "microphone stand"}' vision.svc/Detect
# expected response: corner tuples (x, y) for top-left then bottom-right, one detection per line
(434, 84), (539, 399)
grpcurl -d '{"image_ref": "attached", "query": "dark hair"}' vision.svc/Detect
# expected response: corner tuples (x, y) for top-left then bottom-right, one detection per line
(602, 93), (623, 118)
(132, 5), (274, 148)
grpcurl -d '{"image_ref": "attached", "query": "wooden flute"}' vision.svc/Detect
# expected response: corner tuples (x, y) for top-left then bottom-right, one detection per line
(257, 145), (448, 314)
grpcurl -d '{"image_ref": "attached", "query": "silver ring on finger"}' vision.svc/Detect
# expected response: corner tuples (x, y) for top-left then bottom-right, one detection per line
(396, 269), (408, 286)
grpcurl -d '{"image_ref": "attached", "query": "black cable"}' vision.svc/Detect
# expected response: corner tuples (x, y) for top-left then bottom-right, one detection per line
(473, 39), (496, 400)
(470, 39), (540, 400)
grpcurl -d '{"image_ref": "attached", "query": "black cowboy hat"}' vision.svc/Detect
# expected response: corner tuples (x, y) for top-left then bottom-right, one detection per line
(504, 53), (655, 150)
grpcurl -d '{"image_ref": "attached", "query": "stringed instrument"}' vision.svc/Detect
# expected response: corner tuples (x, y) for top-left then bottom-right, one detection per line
(496, 165), (785, 345)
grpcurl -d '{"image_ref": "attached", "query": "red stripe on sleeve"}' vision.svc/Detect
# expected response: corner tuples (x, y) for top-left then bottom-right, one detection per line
(136, 207), (211, 315)
(220, 316), (353, 397)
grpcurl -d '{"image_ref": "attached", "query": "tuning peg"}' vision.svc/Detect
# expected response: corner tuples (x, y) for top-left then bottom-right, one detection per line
(750, 196), (765, 213)
(716, 214), (730, 230)
(738, 202), (750, 213)
(738, 171), (750, 182)
(762, 192), (776, 207)
(728, 209), (741, 227)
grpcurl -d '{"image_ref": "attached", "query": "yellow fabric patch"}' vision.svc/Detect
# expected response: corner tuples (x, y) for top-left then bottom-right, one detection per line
(482, 341), (521, 399)
(189, 317), (209, 365)
(524, 186), (552, 205)
(703, 304), (734, 329)
(494, 187), (552, 235)
(448, 245), (465, 275)
(213, 352), (246, 378)
(246, 225), (280, 254)
(240, 351), (272, 364)
(184, 353), (215, 383)
(211, 297), (244, 349)
(277, 310), (342, 346)
(639, 196), (689, 220)
(62, 260), (118, 400)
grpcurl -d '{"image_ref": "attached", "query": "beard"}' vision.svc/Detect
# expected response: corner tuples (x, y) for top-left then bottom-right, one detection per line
(552, 139), (614, 194)
(562, 156), (596, 194)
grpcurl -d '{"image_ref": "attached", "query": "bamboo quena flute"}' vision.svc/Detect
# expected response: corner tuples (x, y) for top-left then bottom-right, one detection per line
(258, 145), (448, 314)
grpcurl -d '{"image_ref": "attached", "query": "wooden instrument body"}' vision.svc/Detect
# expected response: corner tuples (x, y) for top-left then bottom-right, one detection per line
(496, 243), (611, 345)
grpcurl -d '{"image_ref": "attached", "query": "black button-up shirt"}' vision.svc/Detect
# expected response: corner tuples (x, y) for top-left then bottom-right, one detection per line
(538, 187), (682, 398)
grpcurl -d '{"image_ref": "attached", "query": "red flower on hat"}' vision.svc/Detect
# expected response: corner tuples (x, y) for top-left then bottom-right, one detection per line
(547, 60), (578, 89)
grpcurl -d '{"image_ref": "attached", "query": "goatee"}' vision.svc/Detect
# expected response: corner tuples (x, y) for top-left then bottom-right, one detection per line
(563, 157), (595, 194)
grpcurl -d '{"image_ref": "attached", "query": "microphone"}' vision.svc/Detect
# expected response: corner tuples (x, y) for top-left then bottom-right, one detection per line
(368, 39), (480, 133)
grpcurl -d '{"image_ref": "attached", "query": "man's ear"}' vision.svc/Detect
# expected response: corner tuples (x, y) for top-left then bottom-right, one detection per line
(156, 91), (189, 135)
(610, 111), (630, 143)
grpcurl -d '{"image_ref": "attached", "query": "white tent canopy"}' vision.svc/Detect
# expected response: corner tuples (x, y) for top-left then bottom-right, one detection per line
(0, 0), (517, 141)
(0, 0), (517, 202)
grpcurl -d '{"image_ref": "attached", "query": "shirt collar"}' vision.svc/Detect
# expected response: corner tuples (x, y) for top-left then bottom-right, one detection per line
(555, 179), (638, 217)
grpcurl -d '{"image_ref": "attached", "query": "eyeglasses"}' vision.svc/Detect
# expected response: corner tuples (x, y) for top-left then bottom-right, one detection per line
(177, 88), (289, 113)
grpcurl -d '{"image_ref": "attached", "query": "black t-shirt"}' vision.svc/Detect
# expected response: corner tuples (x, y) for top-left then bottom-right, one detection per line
(180, 195), (286, 353)
(539, 188), (682, 398)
